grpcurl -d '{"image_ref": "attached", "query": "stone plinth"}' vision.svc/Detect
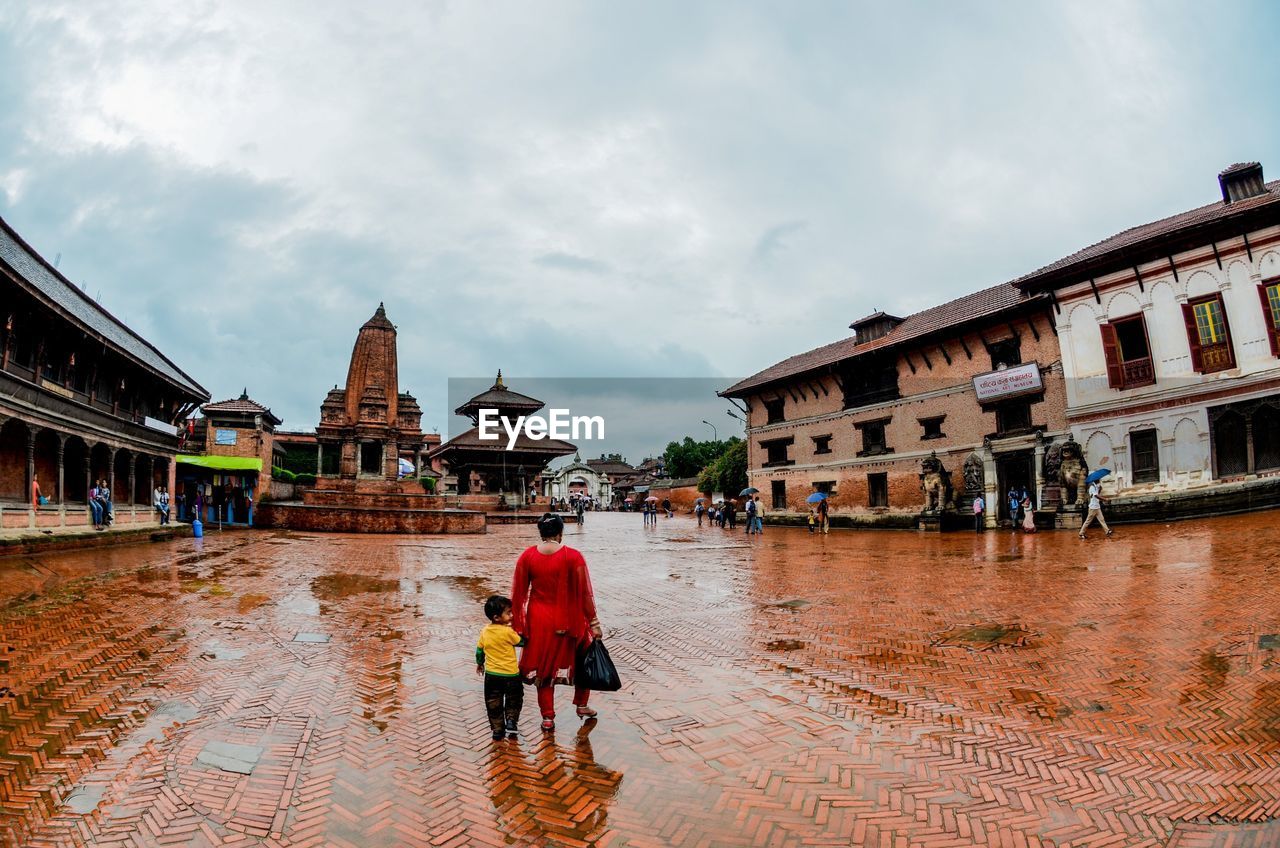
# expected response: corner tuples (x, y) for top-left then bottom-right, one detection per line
(255, 502), (484, 534)
(1054, 509), (1083, 530)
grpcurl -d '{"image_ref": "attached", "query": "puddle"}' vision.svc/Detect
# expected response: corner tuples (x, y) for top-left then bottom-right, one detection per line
(431, 575), (494, 602)
(764, 599), (811, 610)
(64, 785), (105, 814)
(765, 639), (807, 651)
(311, 574), (400, 600)
(933, 623), (1032, 650)
(199, 640), (247, 661)
(237, 593), (271, 614)
(281, 592), (319, 616)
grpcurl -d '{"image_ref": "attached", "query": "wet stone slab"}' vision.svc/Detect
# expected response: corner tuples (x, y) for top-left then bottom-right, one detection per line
(196, 740), (264, 775)
(292, 632), (330, 643)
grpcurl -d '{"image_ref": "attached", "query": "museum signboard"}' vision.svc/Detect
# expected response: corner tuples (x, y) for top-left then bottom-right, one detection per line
(972, 362), (1043, 403)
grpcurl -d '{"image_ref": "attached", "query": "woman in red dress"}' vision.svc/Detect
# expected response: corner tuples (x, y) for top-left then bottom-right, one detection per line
(512, 513), (603, 731)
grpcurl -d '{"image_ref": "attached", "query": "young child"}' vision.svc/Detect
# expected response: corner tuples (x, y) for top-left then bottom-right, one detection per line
(476, 595), (525, 740)
(807, 510), (816, 533)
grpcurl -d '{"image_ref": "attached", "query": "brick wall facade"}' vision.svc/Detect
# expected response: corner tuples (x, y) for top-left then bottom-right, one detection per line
(742, 310), (1069, 522)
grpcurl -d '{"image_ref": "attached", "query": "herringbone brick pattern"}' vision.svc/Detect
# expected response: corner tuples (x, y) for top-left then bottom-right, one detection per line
(1, 514), (1278, 846)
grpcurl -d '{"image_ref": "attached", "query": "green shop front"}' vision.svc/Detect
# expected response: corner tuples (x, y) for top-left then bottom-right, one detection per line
(175, 454), (263, 526)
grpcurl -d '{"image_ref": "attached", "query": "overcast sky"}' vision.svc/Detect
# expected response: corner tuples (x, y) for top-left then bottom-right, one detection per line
(1, 2), (1277, 463)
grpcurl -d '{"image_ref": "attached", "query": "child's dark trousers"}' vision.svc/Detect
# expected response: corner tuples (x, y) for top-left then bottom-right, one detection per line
(484, 673), (523, 735)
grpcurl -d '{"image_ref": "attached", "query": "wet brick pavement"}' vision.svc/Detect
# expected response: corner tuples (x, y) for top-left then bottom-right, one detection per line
(2, 513), (1280, 847)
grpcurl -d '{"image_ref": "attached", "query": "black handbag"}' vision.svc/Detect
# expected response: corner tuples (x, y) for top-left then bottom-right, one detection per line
(576, 639), (622, 691)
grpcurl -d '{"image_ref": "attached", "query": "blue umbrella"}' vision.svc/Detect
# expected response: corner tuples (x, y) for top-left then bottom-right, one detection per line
(740, 487), (759, 496)
(1085, 468), (1111, 484)
(806, 492), (828, 504)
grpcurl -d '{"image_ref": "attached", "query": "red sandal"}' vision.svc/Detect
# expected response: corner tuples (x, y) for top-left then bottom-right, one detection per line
(540, 718), (555, 731)
(575, 706), (598, 719)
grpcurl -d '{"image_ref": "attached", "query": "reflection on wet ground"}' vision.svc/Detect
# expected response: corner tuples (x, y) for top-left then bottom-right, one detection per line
(2, 514), (1280, 846)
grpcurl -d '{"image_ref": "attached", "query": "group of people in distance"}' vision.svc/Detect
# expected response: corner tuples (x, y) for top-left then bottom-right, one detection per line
(28, 473), (171, 530)
(970, 480), (1113, 537)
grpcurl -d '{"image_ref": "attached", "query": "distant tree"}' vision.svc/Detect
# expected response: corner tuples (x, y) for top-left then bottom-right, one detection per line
(695, 439), (746, 495)
(663, 436), (732, 479)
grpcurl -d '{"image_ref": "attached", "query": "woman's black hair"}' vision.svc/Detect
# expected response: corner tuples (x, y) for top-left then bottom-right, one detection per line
(537, 512), (564, 539)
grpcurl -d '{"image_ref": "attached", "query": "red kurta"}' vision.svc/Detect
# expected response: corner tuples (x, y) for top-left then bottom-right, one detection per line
(511, 544), (597, 687)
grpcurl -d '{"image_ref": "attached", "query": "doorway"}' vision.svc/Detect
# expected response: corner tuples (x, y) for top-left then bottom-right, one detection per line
(995, 450), (1034, 523)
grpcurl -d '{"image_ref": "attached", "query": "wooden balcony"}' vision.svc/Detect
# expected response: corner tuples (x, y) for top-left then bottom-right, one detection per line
(1201, 342), (1234, 373)
(1121, 356), (1155, 388)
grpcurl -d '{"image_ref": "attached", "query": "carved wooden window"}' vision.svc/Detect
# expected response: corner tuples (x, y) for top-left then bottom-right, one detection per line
(812, 434), (832, 455)
(1182, 294), (1236, 374)
(1130, 429), (1159, 484)
(764, 398), (785, 424)
(762, 437), (794, 467)
(856, 420), (889, 456)
(920, 416), (945, 440)
(1100, 314), (1155, 390)
(770, 480), (787, 510)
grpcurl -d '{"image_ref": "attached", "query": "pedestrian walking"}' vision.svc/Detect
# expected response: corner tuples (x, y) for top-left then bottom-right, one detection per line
(476, 595), (526, 740)
(807, 510), (816, 533)
(744, 496), (756, 534)
(972, 494), (985, 532)
(511, 513), (604, 732)
(726, 500), (737, 530)
(575, 498), (585, 526)
(1020, 495), (1036, 533)
(817, 497), (829, 534)
(1079, 481), (1112, 539)
(661, 498), (672, 518)
(751, 495), (764, 534)
(695, 502), (705, 527)
(30, 472), (43, 512)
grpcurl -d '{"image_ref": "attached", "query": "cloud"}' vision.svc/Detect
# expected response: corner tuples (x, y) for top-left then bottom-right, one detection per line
(0, 0), (1277, 448)
(534, 252), (612, 274)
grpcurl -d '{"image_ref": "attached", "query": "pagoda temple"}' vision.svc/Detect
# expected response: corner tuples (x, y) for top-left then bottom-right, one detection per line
(430, 371), (575, 501)
(315, 304), (426, 489)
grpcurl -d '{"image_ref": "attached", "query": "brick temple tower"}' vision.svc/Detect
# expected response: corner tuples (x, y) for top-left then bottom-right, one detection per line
(315, 304), (425, 487)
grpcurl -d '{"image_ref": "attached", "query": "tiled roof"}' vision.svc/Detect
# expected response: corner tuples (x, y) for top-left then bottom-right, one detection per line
(722, 283), (1034, 397)
(586, 460), (635, 474)
(0, 215), (208, 399)
(203, 393), (282, 425)
(1013, 178), (1280, 289)
(455, 386), (545, 415)
(429, 427), (576, 457)
(849, 310), (904, 328)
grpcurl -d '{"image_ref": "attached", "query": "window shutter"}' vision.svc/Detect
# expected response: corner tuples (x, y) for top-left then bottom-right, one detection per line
(1217, 295), (1237, 368)
(1182, 303), (1204, 373)
(1260, 285), (1280, 358)
(1100, 323), (1123, 389)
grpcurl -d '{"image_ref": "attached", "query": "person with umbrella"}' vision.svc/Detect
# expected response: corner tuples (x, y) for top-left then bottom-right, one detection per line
(807, 491), (829, 534)
(694, 498), (706, 527)
(1079, 468), (1113, 539)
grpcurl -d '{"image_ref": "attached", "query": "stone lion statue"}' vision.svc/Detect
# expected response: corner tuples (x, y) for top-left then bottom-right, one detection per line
(920, 451), (955, 513)
(1056, 438), (1089, 509)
